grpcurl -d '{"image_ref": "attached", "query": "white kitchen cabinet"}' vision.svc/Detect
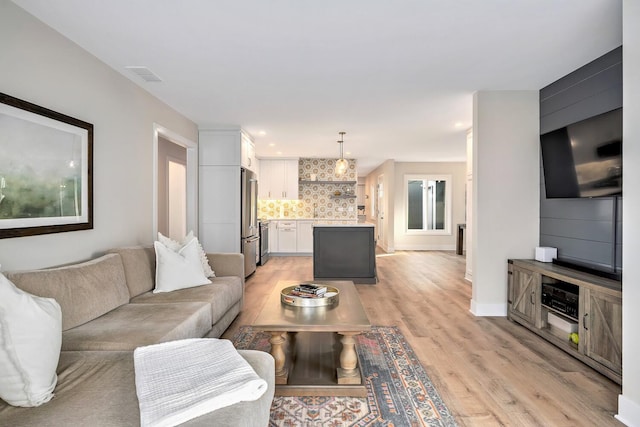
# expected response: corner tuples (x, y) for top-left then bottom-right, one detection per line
(268, 221), (278, 253)
(258, 161), (275, 200)
(296, 221), (314, 253)
(199, 129), (257, 173)
(241, 134), (257, 172)
(199, 165), (241, 253)
(276, 221), (297, 252)
(269, 220), (313, 254)
(283, 160), (299, 199)
(259, 159), (299, 199)
(199, 128), (256, 255)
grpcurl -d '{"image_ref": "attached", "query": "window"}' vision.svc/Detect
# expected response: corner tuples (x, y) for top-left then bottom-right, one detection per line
(405, 174), (452, 234)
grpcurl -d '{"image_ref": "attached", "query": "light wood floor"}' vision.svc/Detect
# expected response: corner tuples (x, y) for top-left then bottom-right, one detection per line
(221, 251), (623, 426)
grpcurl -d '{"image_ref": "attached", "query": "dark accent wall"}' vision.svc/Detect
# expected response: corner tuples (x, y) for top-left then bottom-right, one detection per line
(539, 46), (622, 274)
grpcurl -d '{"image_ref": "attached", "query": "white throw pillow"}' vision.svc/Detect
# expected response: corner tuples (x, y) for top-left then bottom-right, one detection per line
(158, 231), (215, 278)
(0, 272), (62, 407)
(154, 238), (213, 293)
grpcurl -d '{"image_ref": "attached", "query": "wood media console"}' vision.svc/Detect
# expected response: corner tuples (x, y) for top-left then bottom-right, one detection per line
(507, 259), (622, 384)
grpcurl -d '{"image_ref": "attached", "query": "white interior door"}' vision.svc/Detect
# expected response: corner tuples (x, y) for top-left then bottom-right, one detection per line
(167, 159), (187, 239)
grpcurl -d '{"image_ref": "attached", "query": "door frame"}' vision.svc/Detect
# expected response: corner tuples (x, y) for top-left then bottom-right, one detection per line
(377, 174), (384, 247)
(153, 123), (197, 239)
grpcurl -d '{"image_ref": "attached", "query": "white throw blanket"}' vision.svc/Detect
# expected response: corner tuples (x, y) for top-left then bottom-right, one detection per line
(133, 338), (268, 427)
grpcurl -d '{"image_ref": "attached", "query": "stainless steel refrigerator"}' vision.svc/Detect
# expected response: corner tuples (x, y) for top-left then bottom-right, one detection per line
(241, 168), (259, 277)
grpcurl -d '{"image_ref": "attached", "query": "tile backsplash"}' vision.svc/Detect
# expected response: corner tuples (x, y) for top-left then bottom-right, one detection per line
(298, 157), (357, 182)
(258, 158), (357, 220)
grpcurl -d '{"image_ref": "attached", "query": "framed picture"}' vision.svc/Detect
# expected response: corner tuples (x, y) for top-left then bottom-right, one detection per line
(0, 92), (93, 238)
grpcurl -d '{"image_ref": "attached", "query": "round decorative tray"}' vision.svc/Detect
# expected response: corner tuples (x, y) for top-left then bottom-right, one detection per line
(281, 285), (339, 307)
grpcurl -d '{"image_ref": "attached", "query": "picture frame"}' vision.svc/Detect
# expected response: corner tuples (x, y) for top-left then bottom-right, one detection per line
(0, 92), (93, 238)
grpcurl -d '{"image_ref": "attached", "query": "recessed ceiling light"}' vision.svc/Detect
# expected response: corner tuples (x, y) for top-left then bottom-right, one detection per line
(276, 151), (282, 155)
(346, 152), (351, 155)
(269, 143), (275, 147)
(454, 122), (463, 128)
(258, 131), (267, 136)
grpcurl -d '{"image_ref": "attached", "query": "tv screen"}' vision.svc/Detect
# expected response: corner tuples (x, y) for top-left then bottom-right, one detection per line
(540, 108), (622, 198)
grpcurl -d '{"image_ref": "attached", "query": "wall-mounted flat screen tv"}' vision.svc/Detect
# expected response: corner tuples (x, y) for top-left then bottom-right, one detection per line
(540, 108), (622, 198)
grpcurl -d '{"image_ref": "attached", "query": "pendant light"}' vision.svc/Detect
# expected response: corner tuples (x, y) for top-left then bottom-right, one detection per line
(335, 131), (349, 176)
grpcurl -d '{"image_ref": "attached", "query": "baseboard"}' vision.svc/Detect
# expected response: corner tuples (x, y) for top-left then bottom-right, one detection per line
(269, 253), (312, 257)
(464, 272), (472, 282)
(376, 243), (394, 253)
(394, 244), (456, 251)
(616, 394), (640, 426)
(469, 299), (507, 317)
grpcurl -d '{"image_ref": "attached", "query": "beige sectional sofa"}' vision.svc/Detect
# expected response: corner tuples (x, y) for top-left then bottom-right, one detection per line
(0, 247), (274, 426)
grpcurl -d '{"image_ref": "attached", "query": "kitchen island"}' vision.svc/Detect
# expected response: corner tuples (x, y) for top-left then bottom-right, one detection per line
(313, 223), (377, 284)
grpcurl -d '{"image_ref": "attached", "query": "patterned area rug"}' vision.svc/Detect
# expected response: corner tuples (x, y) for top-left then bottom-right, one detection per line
(232, 325), (457, 426)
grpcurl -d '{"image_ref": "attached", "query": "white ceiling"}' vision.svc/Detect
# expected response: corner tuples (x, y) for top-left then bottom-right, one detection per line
(13, 0), (622, 175)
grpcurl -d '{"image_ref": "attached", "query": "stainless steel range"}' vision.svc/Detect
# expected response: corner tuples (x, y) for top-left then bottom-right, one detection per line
(258, 220), (269, 266)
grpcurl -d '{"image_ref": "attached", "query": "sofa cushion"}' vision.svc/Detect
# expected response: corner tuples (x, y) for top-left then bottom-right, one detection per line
(205, 302), (242, 339)
(0, 350), (274, 427)
(0, 351), (138, 426)
(6, 254), (129, 331)
(153, 239), (212, 293)
(158, 231), (215, 278)
(205, 253), (245, 283)
(107, 246), (156, 298)
(61, 302), (212, 351)
(0, 273), (62, 407)
(130, 276), (243, 326)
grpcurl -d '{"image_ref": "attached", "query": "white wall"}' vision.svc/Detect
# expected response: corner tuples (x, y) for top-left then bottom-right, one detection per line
(393, 162), (466, 250)
(0, 2), (198, 270)
(365, 160), (395, 252)
(618, 2), (640, 425)
(465, 130), (474, 281)
(471, 91), (539, 316)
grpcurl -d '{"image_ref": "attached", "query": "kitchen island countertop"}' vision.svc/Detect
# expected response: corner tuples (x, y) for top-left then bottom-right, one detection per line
(262, 218), (369, 225)
(313, 222), (373, 227)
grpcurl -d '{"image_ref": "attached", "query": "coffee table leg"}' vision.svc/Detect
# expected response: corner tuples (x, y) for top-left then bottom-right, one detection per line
(268, 331), (288, 384)
(337, 332), (361, 384)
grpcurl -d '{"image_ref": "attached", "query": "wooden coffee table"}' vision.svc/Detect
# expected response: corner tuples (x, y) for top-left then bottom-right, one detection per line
(252, 280), (371, 396)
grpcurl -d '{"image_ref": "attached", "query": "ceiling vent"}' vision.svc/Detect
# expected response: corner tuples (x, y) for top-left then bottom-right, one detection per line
(125, 66), (162, 82)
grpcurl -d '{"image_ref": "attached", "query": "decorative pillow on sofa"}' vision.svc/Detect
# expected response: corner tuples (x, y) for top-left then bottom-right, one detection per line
(0, 272), (62, 407)
(154, 238), (212, 293)
(158, 231), (215, 277)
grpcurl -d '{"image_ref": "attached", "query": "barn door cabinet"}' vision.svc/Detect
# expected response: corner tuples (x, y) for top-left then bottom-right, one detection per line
(507, 259), (622, 384)
(581, 288), (622, 374)
(507, 264), (542, 328)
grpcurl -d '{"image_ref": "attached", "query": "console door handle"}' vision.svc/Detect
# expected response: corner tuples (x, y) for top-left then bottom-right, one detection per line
(530, 290), (535, 305)
(583, 313), (589, 330)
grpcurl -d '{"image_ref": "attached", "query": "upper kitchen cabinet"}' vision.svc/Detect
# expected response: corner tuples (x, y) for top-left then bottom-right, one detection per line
(199, 128), (257, 172)
(259, 159), (299, 200)
(241, 134), (258, 173)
